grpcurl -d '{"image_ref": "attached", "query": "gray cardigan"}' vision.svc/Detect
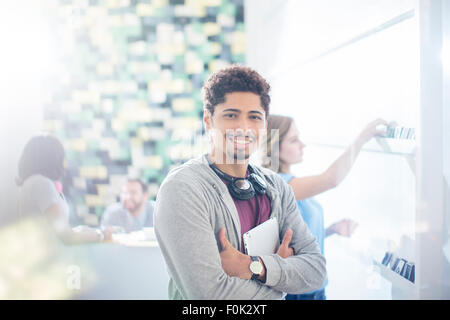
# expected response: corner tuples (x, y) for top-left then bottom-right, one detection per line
(154, 154), (326, 300)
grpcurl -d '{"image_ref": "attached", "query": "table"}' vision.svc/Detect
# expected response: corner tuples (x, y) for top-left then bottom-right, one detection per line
(69, 239), (169, 299)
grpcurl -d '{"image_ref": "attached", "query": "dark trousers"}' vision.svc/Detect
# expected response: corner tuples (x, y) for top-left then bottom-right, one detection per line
(285, 289), (326, 300)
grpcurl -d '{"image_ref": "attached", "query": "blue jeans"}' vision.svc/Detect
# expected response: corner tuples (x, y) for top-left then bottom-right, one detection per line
(285, 289), (326, 300)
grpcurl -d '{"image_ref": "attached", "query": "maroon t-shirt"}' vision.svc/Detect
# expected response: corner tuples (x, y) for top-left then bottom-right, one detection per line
(219, 170), (272, 253)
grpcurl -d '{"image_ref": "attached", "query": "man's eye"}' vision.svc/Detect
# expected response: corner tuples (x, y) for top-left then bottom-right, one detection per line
(224, 114), (236, 118)
(250, 115), (262, 120)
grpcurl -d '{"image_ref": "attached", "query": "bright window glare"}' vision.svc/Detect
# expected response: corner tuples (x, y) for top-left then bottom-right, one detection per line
(0, 2), (56, 106)
(444, 38), (449, 74)
(0, 2), (59, 182)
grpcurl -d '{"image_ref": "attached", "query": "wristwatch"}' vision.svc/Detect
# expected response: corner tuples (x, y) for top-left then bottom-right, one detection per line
(249, 256), (264, 280)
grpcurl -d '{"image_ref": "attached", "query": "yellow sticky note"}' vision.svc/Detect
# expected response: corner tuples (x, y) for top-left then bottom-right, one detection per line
(85, 194), (105, 207)
(174, 5), (193, 17)
(170, 117), (202, 130)
(209, 42), (222, 55)
(152, 0), (168, 8)
(121, 81), (138, 94)
(201, 0), (221, 6)
(168, 79), (187, 93)
(231, 31), (246, 55)
(96, 184), (112, 196)
(184, 0), (206, 16)
(209, 59), (229, 72)
(106, 0), (120, 8)
(79, 166), (108, 179)
(129, 41), (147, 56)
(204, 22), (221, 36)
(71, 139), (87, 152)
(173, 43), (186, 55)
(172, 98), (195, 112)
(72, 90), (100, 104)
(185, 60), (204, 74)
(96, 62), (114, 76)
(217, 13), (235, 27)
(139, 127), (167, 141)
(138, 127), (151, 141)
(111, 118), (125, 131)
(136, 3), (154, 16)
(130, 137), (142, 149)
(147, 156), (163, 170)
(152, 108), (172, 121)
(102, 80), (120, 94)
(135, 107), (153, 122)
(42, 120), (62, 132)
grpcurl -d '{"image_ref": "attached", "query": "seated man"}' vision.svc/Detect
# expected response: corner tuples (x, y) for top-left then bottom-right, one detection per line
(155, 65), (326, 300)
(101, 178), (155, 233)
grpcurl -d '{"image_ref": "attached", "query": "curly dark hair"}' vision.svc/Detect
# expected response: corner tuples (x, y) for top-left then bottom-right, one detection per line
(202, 65), (271, 117)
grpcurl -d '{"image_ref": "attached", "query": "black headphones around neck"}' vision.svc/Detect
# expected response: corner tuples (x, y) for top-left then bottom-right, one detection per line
(209, 162), (267, 201)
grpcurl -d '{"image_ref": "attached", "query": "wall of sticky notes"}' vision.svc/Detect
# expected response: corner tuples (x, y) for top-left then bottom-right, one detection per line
(43, 0), (245, 225)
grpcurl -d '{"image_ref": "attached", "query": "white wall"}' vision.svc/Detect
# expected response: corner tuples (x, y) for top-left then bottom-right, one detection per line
(444, 0), (450, 296)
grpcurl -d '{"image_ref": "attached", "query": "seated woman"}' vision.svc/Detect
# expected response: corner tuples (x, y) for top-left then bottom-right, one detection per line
(16, 132), (112, 244)
(262, 115), (387, 300)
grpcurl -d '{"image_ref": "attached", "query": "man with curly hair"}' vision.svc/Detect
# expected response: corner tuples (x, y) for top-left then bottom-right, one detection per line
(155, 65), (326, 299)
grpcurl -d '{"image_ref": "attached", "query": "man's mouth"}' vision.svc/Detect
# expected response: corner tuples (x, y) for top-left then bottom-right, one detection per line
(227, 136), (255, 149)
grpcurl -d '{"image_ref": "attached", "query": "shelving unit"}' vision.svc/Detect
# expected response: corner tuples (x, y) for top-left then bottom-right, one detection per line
(373, 260), (416, 299)
(308, 137), (416, 156)
(375, 137), (417, 173)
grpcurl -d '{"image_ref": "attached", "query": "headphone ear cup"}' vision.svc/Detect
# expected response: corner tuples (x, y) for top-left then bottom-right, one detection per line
(248, 173), (267, 195)
(229, 180), (255, 200)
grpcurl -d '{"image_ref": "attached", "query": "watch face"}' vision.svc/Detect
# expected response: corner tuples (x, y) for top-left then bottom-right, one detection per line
(250, 260), (263, 275)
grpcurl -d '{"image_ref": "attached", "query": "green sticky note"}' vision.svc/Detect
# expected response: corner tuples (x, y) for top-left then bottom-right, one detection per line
(220, 2), (236, 16)
(87, 140), (100, 151)
(96, 206), (105, 216)
(82, 157), (101, 166)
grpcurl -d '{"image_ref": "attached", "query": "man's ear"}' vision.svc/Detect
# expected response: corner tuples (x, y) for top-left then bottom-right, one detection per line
(203, 108), (213, 131)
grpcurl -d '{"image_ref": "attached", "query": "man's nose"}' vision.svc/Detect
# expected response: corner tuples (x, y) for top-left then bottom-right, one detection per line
(235, 120), (257, 137)
(236, 117), (250, 131)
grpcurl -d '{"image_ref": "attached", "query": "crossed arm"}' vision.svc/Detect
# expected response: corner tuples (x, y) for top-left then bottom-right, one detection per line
(155, 173), (326, 299)
(219, 227), (294, 282)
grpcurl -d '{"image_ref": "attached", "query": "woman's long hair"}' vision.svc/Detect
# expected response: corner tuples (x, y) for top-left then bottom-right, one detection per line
(16, 133), (65, 186)
(261, 115), (294, 173)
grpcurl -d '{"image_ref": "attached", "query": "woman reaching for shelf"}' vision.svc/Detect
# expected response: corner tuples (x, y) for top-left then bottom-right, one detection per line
(261, 115), (388, 300)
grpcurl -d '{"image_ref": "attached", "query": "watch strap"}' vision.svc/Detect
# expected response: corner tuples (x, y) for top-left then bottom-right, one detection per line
(250, 256), (261, 280)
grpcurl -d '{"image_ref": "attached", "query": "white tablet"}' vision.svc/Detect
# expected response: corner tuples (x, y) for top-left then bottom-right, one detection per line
(243, 217), (280, 256)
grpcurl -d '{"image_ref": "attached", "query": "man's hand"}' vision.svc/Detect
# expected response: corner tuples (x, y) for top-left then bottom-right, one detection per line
(219, 228), (253, 279)
(277, 229), (294, 258)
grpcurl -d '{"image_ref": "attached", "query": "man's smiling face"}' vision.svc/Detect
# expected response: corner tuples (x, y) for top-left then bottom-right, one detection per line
(204, 91), (267, 164)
